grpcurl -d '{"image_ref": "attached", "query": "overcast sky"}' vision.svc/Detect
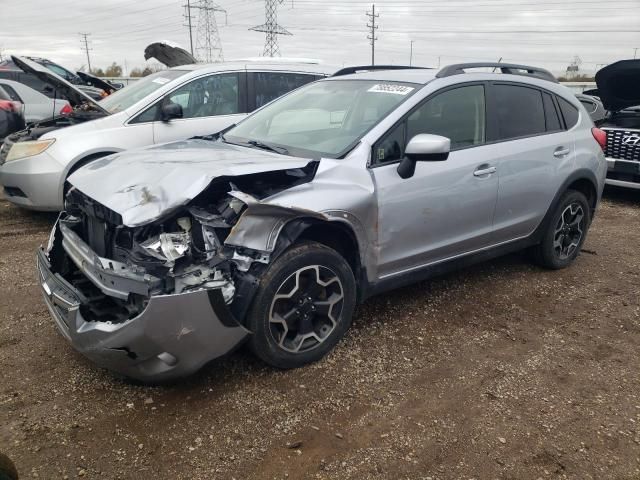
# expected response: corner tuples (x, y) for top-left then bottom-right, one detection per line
(1, 0), (639, 75)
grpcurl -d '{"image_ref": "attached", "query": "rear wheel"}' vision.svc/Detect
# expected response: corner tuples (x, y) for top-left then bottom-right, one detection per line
(247, 241), (356, 369)
(532, 189), (591, 269)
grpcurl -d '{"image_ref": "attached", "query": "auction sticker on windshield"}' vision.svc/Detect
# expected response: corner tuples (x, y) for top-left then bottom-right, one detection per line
(368, 84), (415, 95)
(152, 77), (171, 85)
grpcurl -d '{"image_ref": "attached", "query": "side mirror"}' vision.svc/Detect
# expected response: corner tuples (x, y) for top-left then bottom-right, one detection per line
(397, 134), (450, 179)
(161, 103), (183, 122)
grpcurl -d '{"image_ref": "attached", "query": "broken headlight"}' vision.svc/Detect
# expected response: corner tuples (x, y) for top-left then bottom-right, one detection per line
(141, 232), (191, 264)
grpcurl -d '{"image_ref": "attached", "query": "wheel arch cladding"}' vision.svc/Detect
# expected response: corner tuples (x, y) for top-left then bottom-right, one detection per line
(270, 216), (363, 281)
(566, 177), (597, 211)
(533, 169), (598, 243)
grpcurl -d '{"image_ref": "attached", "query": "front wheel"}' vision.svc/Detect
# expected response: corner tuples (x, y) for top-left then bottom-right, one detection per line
(532, 189), (591, 269)
(246, 241), (356, 369)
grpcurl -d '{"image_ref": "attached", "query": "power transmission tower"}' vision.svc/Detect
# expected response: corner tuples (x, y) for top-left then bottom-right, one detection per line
(366, 4), (379, 66)
(190, 0), (226, 63)
(79, 33), (93, 73)
(183, 0), (195, 56)
(249, 0), (291, 57)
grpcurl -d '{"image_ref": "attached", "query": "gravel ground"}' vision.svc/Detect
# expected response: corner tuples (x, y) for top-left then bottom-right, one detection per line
(1, 188), (640, 480)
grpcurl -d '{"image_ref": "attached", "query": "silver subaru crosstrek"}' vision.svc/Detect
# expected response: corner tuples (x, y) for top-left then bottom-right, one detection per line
(38, 63), (607, 382)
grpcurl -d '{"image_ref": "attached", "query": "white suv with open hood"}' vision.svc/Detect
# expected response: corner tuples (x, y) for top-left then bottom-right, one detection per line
(0, 56), (332, 210)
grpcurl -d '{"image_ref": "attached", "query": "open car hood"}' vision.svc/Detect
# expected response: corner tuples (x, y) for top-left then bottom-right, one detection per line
(144, 41), (198, 67)
(76, 71), (117, 93)
(11, 56), (108, 113)
(68, 139), (314, 227)
(595, 60), (640, 112)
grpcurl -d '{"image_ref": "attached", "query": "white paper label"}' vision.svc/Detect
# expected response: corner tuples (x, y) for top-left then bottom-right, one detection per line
(152, 77), (171, 85)
(367, 84), (414, 95)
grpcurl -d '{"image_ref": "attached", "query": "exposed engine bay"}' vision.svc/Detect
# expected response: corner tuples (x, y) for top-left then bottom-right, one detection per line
(48, 163), (319, 327)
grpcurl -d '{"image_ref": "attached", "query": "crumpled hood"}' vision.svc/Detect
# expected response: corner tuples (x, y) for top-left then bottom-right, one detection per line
(68, 139), (314, 226)
(595, 60), (640, 112)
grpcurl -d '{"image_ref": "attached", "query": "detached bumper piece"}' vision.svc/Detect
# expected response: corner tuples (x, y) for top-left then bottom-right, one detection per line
(38, 234), (249, 382)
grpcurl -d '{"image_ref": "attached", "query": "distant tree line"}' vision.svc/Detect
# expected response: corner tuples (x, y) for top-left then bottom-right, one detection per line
(89, 62), (165, 78)
(557, 74), (595, 82)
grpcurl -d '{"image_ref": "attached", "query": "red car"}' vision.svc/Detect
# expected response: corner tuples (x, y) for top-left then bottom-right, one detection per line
(0, 85), (25, 141)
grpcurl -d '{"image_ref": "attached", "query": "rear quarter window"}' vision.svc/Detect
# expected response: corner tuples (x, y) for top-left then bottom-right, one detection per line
(542, 92), (562, 132)
(557, 97), (580, 129)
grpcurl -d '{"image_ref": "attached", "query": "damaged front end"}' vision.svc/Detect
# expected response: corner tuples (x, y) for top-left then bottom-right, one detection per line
(38, 162), (320, 381)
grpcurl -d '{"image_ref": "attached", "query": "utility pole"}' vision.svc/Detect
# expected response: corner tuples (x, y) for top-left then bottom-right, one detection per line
(250, 0), (291, 57)
(634, 48), (639, 59)
(189, 0), (226, 62)
(183, 0), (195, 56)
(409, 40), (414, 66)
(366, 4), (379, 66)
(79, 33), (92, 73)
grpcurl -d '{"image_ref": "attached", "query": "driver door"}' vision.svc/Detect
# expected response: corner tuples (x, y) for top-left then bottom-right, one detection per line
(150, 72), (246, 144)
(371, 84), (500, 278)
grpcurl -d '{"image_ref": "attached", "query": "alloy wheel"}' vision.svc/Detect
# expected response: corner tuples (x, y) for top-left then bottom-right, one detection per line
(269, 265), (345, 353)
(553, 202), (585, 260)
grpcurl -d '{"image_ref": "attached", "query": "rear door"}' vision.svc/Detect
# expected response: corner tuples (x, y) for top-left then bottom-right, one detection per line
(150, 72), (247, 144)
(489, 82), (575, 242)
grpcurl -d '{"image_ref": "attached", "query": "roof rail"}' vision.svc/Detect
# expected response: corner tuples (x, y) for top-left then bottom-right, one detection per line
(332, 65), (429, 77)
(436, 62), (558, 83)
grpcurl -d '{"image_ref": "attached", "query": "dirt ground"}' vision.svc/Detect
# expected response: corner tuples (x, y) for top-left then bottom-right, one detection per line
(1, 188), (640, 480)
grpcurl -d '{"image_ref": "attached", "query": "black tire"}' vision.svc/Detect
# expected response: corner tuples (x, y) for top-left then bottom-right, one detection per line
(247, 241), (356, 369)
(532, 189), (591, 269)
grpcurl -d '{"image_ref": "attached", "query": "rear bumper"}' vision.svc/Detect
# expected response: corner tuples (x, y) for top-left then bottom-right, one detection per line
(37, 226), (249, 382)
(605, 157), (640, 190)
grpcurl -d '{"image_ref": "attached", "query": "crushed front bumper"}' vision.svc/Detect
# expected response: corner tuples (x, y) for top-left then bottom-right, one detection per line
(37, 228), (249, 382)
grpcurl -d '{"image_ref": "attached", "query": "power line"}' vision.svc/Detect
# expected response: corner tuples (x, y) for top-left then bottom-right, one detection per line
(79, 33), (92, 73)
(184, 0), (195, 55)
(189, 0), (226, 62)
(250, 0), (292, 57)
(366, 3), (379, 66)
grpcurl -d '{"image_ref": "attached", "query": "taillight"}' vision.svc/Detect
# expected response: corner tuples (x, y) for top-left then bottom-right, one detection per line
(592, 127), (607, 151)
(0, 100), (12, 112)
(60, 103), (73, 115)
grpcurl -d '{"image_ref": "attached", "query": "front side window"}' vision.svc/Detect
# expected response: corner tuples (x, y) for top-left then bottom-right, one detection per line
(102, 70), (188, 114)
(373, 84), (486, 165)
(225, 79), (417, 158)
(494, 84), (546, 140)
(167, 73), (239, 118)
(253, 72), (318, 109)
(407, 85), (486, 150)
(132, 73), (239, 123)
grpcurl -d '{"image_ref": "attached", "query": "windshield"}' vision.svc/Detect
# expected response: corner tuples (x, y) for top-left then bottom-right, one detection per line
(224, 79), (418, 158)
(99, 70), (188, 113)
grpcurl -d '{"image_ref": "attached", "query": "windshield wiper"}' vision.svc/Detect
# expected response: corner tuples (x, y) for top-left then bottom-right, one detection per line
(247, 139), (289, 155)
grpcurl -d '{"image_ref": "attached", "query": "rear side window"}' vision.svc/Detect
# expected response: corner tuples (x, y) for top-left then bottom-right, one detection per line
(494, 84), (545, 140)
(542, 92), (562, 132)
(557, 97), (579, 128)
(0, 84), (21, 101)
(252, 72), (317, 109)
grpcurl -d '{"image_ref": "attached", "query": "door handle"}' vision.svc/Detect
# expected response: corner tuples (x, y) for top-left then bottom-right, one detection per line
(553, 147), (571, 158)
(473, 166), (497, 177)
